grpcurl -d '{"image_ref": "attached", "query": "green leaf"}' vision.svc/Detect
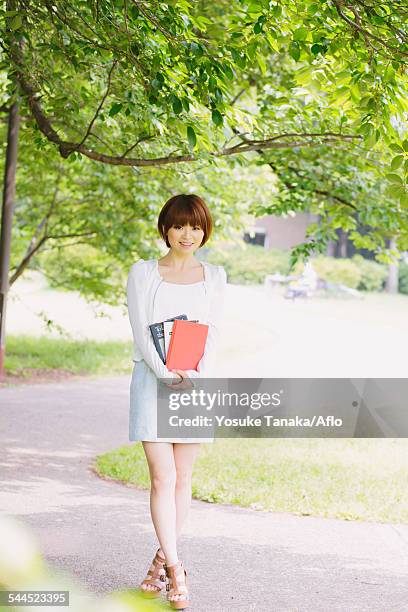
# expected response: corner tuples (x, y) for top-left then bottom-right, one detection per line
(211, 109), (223, 127)
(109, 103), (122, 117)
(293, 27), (308, 41)
(390, 143), (403, 153)
(386, 173), (403, 184)
(307, 3), (319, 15)
(257, 53), (267, 75)
(187, 125), (197, 149)
(350, 84), (360, 102)
(400, 192), (408, 207)
(289, 42), (300, 61)
(266, 32), (279, 52)
(223, 64), (234, 80)
(403, 140), (408, 152)
(9, 14), (22, 30)
(389, 185), (405, 198)
(385, 65), (395, 82)
(190, 42), (204, 57)
(391, 155), (404, 170)
(359, 122), (374, 136)
(247, 2), (263, 12)
(172, 97), (182, 114)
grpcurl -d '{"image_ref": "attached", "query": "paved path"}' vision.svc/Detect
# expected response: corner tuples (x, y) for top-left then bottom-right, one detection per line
(1, 377), (408, 611)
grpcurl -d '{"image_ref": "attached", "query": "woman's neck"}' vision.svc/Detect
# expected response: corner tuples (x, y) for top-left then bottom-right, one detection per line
(159, 252), (200, 271)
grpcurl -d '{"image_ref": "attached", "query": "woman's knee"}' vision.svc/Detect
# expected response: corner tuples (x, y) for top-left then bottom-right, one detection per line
(175, 468), (192, 489)
(151, 469), (176, 492)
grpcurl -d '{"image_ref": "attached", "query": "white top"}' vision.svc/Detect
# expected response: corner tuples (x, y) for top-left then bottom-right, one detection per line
(126, 259), (227, 379)
(153, 280), (207, 325)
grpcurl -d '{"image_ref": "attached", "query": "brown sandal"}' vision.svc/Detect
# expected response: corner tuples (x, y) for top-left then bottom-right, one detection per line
(164, 560), (189, 610)
(140, 548), (166, 598)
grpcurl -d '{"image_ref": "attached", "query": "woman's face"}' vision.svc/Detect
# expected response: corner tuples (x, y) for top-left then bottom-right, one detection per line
(166, 223), (204, 253)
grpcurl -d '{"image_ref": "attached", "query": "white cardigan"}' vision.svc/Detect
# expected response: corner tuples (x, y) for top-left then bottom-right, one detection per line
(126, 259), (227, 380)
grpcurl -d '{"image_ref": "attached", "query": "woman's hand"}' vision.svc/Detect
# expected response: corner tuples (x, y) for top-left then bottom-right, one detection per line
(166, 369), (194, 390)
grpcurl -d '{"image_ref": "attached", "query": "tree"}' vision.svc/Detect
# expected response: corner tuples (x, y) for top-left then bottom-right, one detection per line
(1, 1), (405, 246)
(0, 1), (407, 372)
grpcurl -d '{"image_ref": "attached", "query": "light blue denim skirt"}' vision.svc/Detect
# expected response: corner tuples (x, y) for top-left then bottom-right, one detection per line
(129, 359), (213, 443)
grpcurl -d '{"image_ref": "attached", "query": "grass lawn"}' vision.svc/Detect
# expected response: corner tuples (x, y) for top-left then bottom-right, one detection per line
(3, 335), (133, 383)
(95, 438), (408, 524)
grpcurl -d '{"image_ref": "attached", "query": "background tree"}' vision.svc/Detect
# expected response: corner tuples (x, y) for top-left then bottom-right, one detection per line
(5, 127), (272, 302)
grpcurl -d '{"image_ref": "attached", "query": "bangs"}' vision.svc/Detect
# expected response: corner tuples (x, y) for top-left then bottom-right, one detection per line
(166, 201), (205, 229)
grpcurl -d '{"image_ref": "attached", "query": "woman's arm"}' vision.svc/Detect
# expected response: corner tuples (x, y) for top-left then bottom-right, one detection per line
(185, 265), (227, 379)
(126, 261), (178, 380)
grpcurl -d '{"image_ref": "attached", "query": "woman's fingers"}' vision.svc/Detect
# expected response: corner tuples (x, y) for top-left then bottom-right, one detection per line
(172, 369), (187, 378)
(170, 370), (193, 389)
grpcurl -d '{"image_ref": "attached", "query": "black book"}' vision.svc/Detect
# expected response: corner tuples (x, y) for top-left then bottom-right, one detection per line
(149, 314), (188, 364)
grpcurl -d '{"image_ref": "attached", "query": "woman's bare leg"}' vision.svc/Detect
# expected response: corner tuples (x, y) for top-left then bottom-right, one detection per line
(173, 443), (201, 538)
(142, 441), (178, 580)
(141, 442), (200, 600)
(156, 442), (199, 604)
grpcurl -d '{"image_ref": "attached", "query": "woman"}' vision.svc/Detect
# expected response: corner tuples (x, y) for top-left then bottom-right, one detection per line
(126, 194), (227, 609)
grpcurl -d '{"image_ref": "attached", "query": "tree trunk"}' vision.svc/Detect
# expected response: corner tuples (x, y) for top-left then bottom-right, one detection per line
(339, 229), (348, 258)
(0, 101), (20, 378)
(326, 239), (335, 257)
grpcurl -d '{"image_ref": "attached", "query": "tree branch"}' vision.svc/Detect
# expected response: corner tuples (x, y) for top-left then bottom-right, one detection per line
(74, 59), (118, 151)
(9, 169), (64, 286)
(43, 1), (111, 51)
(230, 126), (358, 211)
(224, 132), (360, 154)
(38, 238), (96, 252)
(287, 164), (358, 210)
(46, 231), (97, 240)
(332, 0), (408, 58)
(10, 224), (96, 286)
(131, 0), (178, 43)
(225, 82), (361, 211)
(120, 133), (157, 158)
(9, 235), (48, 286)
(11, 42), (361, 166)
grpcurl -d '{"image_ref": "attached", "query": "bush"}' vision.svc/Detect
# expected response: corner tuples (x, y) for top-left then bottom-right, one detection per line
(205, 243), (291, 284)
(399, 262), (408, 295)
(204, 243), (400, 294)
(351, 255), (388, 292)
(311, 256), (362, 289)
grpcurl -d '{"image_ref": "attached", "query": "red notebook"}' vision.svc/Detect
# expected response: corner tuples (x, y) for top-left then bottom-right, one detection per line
(166, 319), (209, 371)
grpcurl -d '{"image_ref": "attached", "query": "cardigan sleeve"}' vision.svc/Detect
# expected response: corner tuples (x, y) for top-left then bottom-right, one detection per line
(126, 261), (178, 380)
(185, 265), (227, 379)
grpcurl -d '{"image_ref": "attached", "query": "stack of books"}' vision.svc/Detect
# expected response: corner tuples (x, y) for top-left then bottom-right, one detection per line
(149, 314), (208, 371)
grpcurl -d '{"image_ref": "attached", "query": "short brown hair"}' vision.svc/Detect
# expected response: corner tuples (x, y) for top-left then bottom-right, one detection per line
(158, 194), (213, 248)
